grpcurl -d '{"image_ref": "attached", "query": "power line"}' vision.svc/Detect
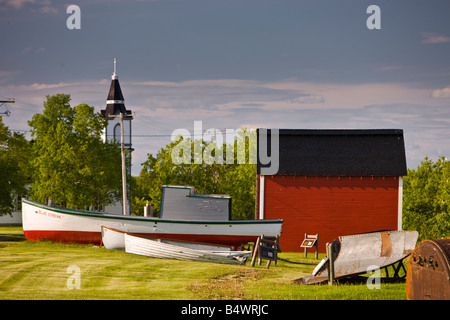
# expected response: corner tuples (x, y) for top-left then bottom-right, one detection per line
(0, 94), (42, 113)
(0, 97), (14, 116)
(7, 131), (254, 138)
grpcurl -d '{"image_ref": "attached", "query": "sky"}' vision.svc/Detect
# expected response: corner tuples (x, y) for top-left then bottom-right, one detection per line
(1, 0), (450, 176)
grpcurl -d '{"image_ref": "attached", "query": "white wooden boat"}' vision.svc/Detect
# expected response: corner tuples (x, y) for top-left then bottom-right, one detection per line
(102, 226), (251, 264)
(101, 226), (235, 252)
(22, 198), (283, 249)
(101, 225), (127, 250)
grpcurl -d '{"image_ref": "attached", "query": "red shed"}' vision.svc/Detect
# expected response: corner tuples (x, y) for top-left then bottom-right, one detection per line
(256, 129), (407, 253)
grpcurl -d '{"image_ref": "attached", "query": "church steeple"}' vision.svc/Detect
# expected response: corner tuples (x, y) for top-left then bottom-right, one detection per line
(100, 59), (133, 216)
(101, 58), (133, 149)
(101, 58), (130, 119)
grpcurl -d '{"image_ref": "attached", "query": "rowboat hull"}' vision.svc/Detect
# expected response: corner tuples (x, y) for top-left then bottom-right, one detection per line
(102, 226), (235, 252)
(102, 226), (251, 264)
(22, 199), (283, 248)
(124, 233), (251, 265)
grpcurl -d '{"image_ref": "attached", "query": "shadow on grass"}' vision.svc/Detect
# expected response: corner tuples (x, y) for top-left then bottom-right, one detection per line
(0, 232), (26, 242)
(277, 257), (317, 265)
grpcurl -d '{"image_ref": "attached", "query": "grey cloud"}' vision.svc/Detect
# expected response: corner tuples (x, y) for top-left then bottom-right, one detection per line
(129, 80), (306, 110)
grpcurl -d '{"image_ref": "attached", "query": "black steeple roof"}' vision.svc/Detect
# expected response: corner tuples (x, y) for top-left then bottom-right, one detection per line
(107, 79), (124, 101)
(101, 59), (132, 120)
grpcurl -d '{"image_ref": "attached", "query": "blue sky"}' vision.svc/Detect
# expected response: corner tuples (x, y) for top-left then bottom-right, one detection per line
(1, 0), (450, 175)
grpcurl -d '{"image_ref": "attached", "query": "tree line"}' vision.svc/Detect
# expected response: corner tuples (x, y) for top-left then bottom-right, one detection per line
(0, 94), (448, 240)
(403, 156), (449, 241)
(131, 135), (256, 220)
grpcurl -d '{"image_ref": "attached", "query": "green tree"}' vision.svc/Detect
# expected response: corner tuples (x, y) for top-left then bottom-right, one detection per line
(28, 94), (122, 210)
(403, 156), (450, 241)
(0, 116), (31, 215)
(132, 131), (256, 219)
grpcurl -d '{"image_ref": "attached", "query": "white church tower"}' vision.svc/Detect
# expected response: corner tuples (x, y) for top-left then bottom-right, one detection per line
(101, 59), (133, 214)
(101, 59), (133, 150)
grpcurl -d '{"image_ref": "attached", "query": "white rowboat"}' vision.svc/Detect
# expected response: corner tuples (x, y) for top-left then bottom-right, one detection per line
(102, 226), (251, 264)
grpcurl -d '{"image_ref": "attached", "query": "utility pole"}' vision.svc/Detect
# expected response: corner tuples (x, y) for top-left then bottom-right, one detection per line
(0, 98), (14, 116)
(110, 111), (134, 215)
(119, 112), (127, 216)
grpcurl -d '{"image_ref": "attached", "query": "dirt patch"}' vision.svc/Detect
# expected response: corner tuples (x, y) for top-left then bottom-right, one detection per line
(189, 268), (268, 300)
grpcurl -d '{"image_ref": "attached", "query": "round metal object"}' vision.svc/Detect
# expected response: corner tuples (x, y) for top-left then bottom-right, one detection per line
(406, 238), (450, 300)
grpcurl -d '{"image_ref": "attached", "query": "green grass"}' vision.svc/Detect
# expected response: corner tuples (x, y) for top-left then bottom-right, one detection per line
(0, 227), (406, 300)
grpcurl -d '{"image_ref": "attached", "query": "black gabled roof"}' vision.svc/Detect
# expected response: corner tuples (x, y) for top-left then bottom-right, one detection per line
(257, 129), (407, 176)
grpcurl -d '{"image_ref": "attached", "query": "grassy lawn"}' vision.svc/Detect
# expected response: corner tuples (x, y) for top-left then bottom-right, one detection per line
(0, 227), (406, 300)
